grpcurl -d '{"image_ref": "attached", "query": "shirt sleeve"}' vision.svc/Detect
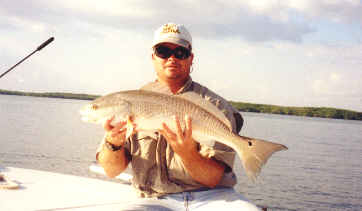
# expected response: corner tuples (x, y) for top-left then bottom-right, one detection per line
(199, 142), (236, 172)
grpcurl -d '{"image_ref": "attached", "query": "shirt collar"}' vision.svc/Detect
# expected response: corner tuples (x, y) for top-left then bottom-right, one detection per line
(148, 77), (193, 95)
(175, 77), (193, 94)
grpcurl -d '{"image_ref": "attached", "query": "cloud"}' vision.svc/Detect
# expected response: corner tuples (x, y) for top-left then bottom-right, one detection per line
(305, 43), (362, 68)
(311, 72), (361, 100)
(287, 0), (362, 24)
(240, 0), (362, 24)
(0, 0), (316, 42)
(304, 43), (362, 110)
(3, 0), (361, 44)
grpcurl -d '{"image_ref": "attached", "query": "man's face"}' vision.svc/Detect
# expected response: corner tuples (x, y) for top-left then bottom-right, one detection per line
(152, 42), (193, 83)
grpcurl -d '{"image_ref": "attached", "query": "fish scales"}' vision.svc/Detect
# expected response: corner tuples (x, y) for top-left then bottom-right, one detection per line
(80, 90), (287, 181)
(122, 90), (230, 137)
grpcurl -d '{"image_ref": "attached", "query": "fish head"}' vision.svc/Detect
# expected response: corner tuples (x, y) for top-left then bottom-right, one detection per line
(79, 97), (131, 125)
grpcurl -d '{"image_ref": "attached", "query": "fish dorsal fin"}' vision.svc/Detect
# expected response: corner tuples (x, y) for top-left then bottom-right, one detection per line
(177, 92), (232, 131)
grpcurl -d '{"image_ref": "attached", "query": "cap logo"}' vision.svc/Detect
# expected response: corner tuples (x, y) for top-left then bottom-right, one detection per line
(161, 23), (180, 34)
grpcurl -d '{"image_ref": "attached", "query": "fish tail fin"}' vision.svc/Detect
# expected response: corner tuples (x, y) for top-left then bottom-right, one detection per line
(233, 135), (288, 181)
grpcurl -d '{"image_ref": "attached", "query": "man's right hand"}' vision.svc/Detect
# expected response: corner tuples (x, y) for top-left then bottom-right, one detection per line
(99, 115), (133, 178)
(103, 115), (132, 146)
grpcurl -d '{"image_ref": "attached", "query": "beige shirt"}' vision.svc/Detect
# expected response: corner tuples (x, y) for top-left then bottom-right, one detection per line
(97, 79), (242, 198)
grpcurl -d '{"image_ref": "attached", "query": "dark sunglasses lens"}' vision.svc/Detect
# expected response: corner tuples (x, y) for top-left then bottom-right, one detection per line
(174, 47), (190, 59)
(155, 46), (172, 59)
(155, 45), (191, 60)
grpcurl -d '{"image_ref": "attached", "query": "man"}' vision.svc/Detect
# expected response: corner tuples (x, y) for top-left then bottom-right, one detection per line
(96, 23), (259, 210)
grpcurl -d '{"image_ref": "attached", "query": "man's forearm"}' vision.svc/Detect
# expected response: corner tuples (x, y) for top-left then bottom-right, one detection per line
(180, 150), (225, 188)
(97, 146), (129, 178)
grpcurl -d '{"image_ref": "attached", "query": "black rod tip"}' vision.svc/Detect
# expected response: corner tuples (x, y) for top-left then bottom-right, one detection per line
(37, 37), (54, 51)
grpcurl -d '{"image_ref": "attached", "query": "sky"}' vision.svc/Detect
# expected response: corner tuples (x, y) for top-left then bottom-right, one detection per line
(1, 0), (361, 112)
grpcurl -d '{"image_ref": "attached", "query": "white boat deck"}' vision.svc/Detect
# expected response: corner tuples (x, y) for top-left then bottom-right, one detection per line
(1, 166), (262, 210)
(0, 167), (138, 211)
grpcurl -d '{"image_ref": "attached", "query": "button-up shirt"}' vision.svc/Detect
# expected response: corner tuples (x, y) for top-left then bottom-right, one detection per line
(97, 78), (243, 198)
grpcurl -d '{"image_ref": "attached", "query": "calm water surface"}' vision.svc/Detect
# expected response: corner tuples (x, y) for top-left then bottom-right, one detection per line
(1, 95), (361, 211)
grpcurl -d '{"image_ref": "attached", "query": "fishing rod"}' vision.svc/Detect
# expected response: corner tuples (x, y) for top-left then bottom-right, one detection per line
(0, 37), (55, 79)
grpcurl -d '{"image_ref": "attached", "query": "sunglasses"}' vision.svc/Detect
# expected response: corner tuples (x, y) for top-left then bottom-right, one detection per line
(154, 45), (191, 60)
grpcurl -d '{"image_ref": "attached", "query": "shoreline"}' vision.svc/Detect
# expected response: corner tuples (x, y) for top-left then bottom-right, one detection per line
(1, 89), (361, 121)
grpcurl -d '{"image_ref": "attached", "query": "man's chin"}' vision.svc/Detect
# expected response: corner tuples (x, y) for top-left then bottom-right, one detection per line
(165, 69), (181, 78)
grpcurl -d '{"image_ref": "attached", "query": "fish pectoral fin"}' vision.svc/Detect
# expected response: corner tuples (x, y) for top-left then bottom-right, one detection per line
(126, 118), (135, 139)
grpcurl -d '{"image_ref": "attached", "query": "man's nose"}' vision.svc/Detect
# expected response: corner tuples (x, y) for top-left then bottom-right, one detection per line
(168, 54), (177, 61)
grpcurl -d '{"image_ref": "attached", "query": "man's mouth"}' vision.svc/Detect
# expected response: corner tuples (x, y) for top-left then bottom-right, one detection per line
(166, 64), (179, 68)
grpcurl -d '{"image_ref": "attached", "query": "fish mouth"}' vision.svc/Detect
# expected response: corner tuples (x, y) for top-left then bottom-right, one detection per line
(80, 114), (99, 123)
(79, 110), (92, 122)
(79, 108), (89, 117)
(81, 116), (90, 122)
(79, 106), (95, 122)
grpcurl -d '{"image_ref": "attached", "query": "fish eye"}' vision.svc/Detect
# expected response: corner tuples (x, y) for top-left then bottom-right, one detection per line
(91, 104), (99, 110)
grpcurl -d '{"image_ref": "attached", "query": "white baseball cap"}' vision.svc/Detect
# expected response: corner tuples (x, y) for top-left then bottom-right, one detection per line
(152, 23), (192, 49)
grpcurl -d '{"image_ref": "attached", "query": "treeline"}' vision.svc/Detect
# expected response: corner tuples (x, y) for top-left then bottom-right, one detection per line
(1, 89), (360, 120)
(230, 101), (362, 121)
(0, 89), (99, 101)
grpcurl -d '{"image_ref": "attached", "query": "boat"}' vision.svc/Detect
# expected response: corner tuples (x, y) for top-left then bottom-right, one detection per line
(1, 165), (263, 210)
(89, 163), (133, 183)
(0, 166), (138, 210)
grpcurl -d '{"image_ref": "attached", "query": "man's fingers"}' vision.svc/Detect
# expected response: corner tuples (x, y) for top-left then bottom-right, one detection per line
(185, 115), (192, 138)
(127, 115), (133, 122)
(161, 122), (176, 140)
(111, 127), (126, 137)
(162, 122), (172, 136)
(174, 116), (183, 139)
(103, 116), (115, 131)
(158, 129), (168, 141)
(114, 121), (127, 130)
(103, 115), (130, 135)
(109, 120), (127, 136)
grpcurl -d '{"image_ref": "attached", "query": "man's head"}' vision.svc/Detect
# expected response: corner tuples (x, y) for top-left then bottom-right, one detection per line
(151, 23), (194, 87)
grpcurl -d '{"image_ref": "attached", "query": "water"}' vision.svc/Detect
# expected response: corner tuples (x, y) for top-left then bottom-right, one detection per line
(1, 95), (361, 211)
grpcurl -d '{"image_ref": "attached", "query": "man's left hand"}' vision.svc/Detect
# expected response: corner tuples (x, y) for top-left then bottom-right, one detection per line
(159, 115), (198, 158)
